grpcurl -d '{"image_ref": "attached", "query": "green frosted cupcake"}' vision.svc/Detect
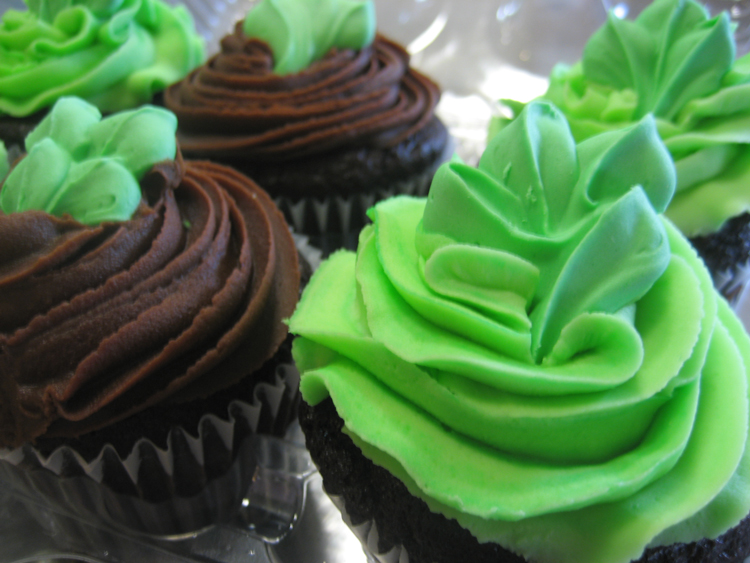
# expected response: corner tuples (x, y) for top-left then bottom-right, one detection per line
(291, 101), (750, 563)
(491, 0), (750, 303)
(0, 0), (205, 152)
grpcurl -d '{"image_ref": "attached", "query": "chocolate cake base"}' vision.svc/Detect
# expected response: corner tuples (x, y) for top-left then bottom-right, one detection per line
(690, 212), (750, 304)
(190, 117), (450, 255)
(235, 116), (449, 200)
(300, 398), (750, 563)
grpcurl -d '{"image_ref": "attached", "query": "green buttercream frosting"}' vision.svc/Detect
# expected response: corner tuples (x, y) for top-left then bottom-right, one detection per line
(242, 0), (376, 75)
(0, 0), (205, 117)
(0, 96), (177, 224)
(0, 142), (8, 181)
(290, 101), (750, 563)
(490, 0), (750, 237)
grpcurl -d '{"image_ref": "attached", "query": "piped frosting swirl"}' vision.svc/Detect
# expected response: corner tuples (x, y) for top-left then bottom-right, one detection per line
(0, 102), (299, 449)
(492, 0), (750, 237)
(0, 0), (205, 117)
(164, 24), (441, 163)
(290, 101), (750, 563)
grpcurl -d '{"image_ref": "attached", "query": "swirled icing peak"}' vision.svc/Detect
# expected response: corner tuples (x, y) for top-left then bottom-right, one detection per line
(290, 101), (750, 563)
(492, 0), (750, 236)
(0, 0), (205, 117)
(0, 96), (177, 224)
(242, 0), (376, 75)
(423, 102), (675, 362)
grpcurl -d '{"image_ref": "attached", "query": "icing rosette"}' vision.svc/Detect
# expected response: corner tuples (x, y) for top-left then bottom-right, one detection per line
(492, 0), (750, 239)
(0, 98), (300, 449)
(290, 101), (750, 563)
(242, 0), (376, 75)
(0, 0), (205, 118)
(164, 8), (440, 163)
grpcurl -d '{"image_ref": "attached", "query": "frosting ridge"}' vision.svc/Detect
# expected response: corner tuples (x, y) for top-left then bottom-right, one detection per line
(0, 0), (205, 117)
(290, 101), (750, 563)
(491, 0), (750, 236)
(164, 26), (440, 163)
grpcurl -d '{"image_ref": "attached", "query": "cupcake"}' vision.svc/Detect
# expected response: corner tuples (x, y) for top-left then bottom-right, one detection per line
(0, 96), (301, 535)
(0, 0), (205, 149)
(164, 0), (450, 254)
(289, 100), (750, 563)
(491, 0), (750, 303)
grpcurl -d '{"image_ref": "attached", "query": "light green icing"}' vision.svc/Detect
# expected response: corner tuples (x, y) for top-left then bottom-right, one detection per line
(290, 101), (750, 563)
(490, 0), (750, 237)
(0, 142), (8, 181)
(242, 0), (375, 75)
(0, 0), (205, 117)
(0, 96), (177, 224)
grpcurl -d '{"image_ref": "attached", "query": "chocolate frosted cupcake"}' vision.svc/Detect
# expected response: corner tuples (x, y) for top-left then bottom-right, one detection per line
(165, 0), (450, 253)
(0, 0), (205, 150)
(491, 0), (750, 303)
(290, 101), (750, 563)
(0, 97), (301, 534)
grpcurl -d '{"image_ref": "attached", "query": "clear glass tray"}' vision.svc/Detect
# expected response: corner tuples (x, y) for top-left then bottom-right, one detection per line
(0, 425), (369, 563)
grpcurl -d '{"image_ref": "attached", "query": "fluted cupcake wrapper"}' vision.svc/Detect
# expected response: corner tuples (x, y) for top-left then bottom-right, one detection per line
(0, 362), (300, 537)
(274, 174), (434, 257)
(712, 262), (750, 307)
(328, 492), (411, 563)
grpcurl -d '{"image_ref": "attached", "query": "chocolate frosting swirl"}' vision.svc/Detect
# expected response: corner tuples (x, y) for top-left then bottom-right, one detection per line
(0, 157), (299, 449)
(164, 24), (441, 162)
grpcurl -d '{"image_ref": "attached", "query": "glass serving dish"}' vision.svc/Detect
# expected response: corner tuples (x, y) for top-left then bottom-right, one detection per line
(0, 423), (366, 563)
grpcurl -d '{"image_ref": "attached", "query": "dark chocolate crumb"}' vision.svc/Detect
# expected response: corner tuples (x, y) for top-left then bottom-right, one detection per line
(690, 212), (750, 277)
(301, 398), (750, 563)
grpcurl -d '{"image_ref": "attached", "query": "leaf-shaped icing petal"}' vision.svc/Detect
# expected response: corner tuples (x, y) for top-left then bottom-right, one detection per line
(0, 96), (176, 224)
(583, 14), (654, 94)
(86, 104), (177, 175)
(420, 160), (528, 252)
(652, 10), (733, 119)
(24, 95), (101, 156)
(479, 101), (578, 232)
(582, 0), (733, 119)
(46, 157), (141, 223)
(572, 115), (675, 218)
(0, 137), (71, 213)
(532, 187), (669, 358)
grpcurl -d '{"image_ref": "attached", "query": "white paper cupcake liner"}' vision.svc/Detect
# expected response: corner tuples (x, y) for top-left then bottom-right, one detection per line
(0, 361), (300, 537)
